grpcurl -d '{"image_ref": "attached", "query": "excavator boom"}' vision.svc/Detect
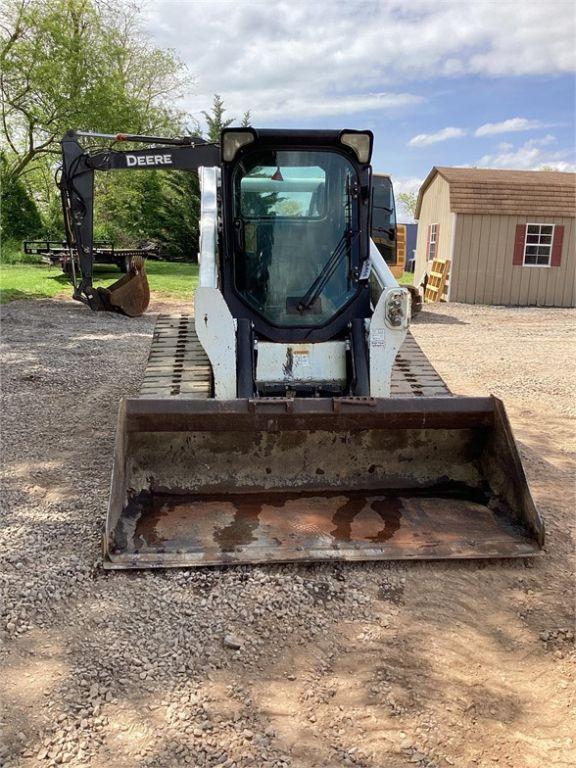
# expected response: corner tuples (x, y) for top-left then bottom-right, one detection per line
(59, 131), (219, 316)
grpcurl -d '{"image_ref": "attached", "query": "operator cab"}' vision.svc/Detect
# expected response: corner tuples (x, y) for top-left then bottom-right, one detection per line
(220, 128), (373, 344)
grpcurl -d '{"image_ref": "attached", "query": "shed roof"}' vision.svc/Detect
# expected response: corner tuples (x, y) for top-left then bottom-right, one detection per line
(415, 166), (576, 218)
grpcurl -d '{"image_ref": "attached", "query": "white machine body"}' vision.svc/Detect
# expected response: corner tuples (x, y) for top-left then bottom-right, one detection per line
(194, 166), (410, 399)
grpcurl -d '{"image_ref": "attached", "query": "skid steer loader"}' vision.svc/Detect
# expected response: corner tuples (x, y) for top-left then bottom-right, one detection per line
(60, 128), (544, 568)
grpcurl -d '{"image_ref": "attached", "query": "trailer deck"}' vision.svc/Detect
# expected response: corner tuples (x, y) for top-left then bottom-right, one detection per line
(23, 240), (159, 271)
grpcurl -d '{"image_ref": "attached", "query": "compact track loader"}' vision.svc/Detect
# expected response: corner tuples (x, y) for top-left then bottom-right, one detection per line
(60, 128), (543, 568)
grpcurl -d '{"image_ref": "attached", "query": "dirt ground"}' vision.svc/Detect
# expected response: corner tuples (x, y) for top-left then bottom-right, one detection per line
(1, 297), (574, 768)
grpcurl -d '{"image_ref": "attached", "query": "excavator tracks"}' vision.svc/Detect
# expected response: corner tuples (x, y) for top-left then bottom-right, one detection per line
(138, 314), (451, 399)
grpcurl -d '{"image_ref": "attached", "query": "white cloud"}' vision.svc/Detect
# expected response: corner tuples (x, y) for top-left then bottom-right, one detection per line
(142, 1), (576, 126)
(280, 93), (422, 118)
(525, 134), (557, 148)
(408, 127), (466, 147)
(394, 177), (424, 196)
(477, 139), (576, 171)
(188, 91), (421, 122)
(544, 161), (576, 172)
(475, 118), (543, 136)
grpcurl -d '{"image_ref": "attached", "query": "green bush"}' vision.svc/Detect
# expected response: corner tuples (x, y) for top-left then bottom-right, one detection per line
(1, 170), (43, 241)
(0, 239), (43, 264)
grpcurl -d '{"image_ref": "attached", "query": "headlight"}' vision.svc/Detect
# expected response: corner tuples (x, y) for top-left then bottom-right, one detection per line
(340, 131), (373, 163)
(221, 130), (255, 162)
(385, 289), (409, 328)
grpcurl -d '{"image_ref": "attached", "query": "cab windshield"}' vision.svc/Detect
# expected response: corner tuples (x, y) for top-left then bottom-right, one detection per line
(232, 150), (359, 327)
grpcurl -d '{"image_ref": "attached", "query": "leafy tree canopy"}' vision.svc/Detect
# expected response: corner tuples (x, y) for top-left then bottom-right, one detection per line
(1, 0), (190, 183)
(397, 191), (418, 220)
(0, 0), (253, 261)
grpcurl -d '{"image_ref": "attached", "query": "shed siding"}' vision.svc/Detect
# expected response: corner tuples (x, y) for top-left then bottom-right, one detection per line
(449, 212), (465, 301)
(414, 174), (452, 282)
(451, 214), (575, 307)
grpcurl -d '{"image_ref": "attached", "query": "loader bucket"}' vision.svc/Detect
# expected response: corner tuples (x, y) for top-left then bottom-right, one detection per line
(103, 397), (543, 569)
(97, 255), (150, 317)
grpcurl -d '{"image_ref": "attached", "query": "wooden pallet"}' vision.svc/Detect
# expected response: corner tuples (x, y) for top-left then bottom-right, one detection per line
(424, 258), (450, 303)
(394, 224), (407, 278)
(139, 315), (450, 399)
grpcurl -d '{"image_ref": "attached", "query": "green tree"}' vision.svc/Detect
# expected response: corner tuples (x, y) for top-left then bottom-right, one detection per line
(133, 172), (167, 243)
(0, 153), (43, 239)
(91, 167), (201, 260)
(42, 187), (66, 238)
(397, 191), (418, 220)
(93, 170), (143, 245)
(201, 94), (234, 142)
(0, 0), (190, 184)
(161, 170), (201, 260)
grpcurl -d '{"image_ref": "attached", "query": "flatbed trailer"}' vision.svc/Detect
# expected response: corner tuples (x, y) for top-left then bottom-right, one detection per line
(23, 240), (159, 274)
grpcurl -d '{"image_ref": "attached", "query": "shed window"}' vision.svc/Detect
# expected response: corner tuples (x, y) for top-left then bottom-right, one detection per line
(428, 223), (438, 261)
(524, 224), (554, 266)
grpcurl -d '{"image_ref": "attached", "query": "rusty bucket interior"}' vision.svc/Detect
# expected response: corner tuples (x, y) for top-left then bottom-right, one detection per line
(104, 397), (544, 568)
(97, 255), (150, 317)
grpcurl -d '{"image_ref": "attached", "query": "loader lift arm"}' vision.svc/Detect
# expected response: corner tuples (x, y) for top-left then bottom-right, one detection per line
(59, 130), (220, 312)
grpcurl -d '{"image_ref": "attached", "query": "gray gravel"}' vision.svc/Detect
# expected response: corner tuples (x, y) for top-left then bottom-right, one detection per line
(1, 297), (574, 768)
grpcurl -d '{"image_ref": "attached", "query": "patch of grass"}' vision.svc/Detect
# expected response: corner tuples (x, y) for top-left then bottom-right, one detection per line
(143, 261), (199, 296)
(398, 271), (415, 286)
(0, 265), (67, 303)
(0, 261), (199, 304)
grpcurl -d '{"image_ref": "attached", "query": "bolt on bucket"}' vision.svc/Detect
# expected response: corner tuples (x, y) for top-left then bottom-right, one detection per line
(103, 397), (544, 569)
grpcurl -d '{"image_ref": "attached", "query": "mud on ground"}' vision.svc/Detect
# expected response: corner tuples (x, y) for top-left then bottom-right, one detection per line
(1, 297), (574, 768)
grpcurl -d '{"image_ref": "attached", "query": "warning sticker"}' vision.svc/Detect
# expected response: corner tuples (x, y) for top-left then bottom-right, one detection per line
(371, 328), (387, 348)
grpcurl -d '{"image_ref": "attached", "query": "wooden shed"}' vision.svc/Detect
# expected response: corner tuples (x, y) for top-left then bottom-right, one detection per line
(414, 167), (576, 307)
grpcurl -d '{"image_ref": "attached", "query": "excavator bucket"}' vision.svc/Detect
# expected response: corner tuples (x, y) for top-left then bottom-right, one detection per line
(103, 397), (543, 569)
(96, 255), (150, 317)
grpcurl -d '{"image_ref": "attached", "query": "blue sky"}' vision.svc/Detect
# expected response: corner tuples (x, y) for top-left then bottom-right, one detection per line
(144, 0), (576, 219)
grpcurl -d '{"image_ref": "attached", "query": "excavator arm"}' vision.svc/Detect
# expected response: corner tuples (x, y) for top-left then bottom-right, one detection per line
(59, 130), (220, 315)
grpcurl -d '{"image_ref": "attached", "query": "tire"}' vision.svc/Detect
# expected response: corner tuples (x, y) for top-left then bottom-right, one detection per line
(407, 285), (423, 317)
